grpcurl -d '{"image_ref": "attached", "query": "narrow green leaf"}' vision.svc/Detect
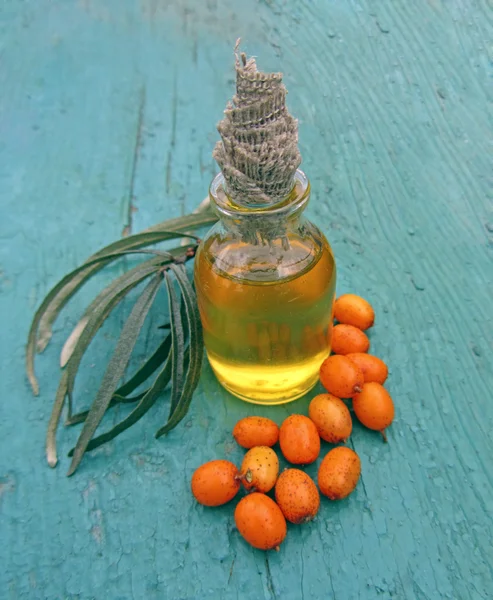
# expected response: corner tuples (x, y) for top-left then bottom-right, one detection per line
(112, 392), (147, 403)
(54, 246), (193, 370)
(45, 370), (69, 467)
(27, 248), (173, 393)
(75, 245), (192, 334)
(64, 332), (172, 426)
(116, 333), (172, 397)
(36, 238), (189, 352)
(65, 261), (162, 399)
(67, 256), (163, 343)
(67, 352), (172, 456)
(52, 259), (170, 438)
(36, 232), (195, 350)
(156, 264), (203, 437)
(179, 296), (190, 345)
(143, 208), (216, 234)
(67, 274), (162, 476)
(194, 196), (211, 214)
(59, 317), (89, 369)
(37, 216), (213, 350)
(65, 390), (147, 426)
(26, 251), (130, 395)
(26, 210), (217, 394)
(164, 272), (186, 418)
(180, 197), (212, 246)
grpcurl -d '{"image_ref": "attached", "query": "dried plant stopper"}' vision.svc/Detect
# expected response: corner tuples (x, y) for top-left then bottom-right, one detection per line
(213, 40), (301, 208)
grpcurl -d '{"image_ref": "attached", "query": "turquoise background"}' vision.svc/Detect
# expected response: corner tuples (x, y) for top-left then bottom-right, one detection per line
(1, 1), (492, 598)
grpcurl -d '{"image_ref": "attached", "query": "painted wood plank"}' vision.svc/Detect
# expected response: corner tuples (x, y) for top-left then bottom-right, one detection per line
(0, 0), (492, 598)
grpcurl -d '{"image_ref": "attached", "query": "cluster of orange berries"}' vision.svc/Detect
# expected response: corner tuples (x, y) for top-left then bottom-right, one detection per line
(322, 294), (395, 442)
(191, 294), (395, 551)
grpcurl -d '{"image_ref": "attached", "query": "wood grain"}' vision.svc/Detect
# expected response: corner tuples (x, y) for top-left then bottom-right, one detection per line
(0, 0), (492, 598)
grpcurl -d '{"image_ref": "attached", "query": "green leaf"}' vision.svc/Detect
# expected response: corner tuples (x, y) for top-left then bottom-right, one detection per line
(26, 250), (134, 395)
(65, 261), (162, 400)
(165, 272), (186, 418)
(57, 245), (193, 369)
(64, 333), (172, 426)
(116, 333), (172, 397)
(60, 257), (165, 372)
(26, 209), (217, 394)
(37, 218), (212, 348)
(48, 256), (174, 438)
(67, 351), (172, 456)
(45, 370), (69, 467)
(65, 391), (147, 427)
(67, 274), (163, 476)
(27, 248), (171, 393)
(142, 209), (216, 234)
(156, 264), (203, 437)
(179, 197), (212, 246)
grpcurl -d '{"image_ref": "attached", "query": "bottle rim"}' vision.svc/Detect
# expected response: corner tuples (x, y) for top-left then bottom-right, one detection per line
(209, 169), (310, 219)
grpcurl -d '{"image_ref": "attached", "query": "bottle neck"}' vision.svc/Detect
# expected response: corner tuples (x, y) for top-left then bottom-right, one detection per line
(209, 170), (311, 244)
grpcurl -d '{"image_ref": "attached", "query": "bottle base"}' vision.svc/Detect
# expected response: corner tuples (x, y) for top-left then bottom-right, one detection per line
(207, 352), (325, 405)
(219, 379), (319, 405)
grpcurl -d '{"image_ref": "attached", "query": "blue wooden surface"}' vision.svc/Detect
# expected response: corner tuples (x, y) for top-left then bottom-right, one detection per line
(1, 1), (492, 598)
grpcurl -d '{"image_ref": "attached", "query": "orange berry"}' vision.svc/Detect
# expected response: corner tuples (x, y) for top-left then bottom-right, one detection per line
(235, 493), (287, 550)
(346, 353), (388, 384)
(319, 355), (364, 398)
(353, 382), (395, 440)
(275, 469), (320, 524)
(334, 294), (375, 330)
(233, 416), (279, 449)
(308, 393), (352, 443)
(240, 446), (279, 493)
(191, 460), (240, 506)
(318, 447), (361, 500)
(279, 415), (320, 465)
(331, 324), (370, 355)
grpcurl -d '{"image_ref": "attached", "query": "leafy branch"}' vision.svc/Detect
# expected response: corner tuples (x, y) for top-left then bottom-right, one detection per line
(26, 206), (218, 475)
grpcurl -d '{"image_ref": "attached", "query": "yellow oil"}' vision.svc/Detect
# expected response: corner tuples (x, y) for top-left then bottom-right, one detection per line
(194, 234), (336, 404)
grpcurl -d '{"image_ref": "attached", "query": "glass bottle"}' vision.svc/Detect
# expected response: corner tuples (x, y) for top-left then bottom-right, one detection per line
(194, 169), (336, 405)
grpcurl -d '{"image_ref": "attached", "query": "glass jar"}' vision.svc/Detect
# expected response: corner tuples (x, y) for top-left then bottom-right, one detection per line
(194, 170), (336, 405)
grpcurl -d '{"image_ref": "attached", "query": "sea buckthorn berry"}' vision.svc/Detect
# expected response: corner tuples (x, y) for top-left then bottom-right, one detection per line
(319, 355), (364, 398)
(318, 447), (361, 500)
(275, 469), (320, 524)
(191, 460), (240, 506)
(331, 324), (370, 355)
(353, 382), (395, 441)
(240, 446), (279, 493)
(334, 294), (375, 330)
(346, 353), (388, 384)
(279, 415), (320, 465)
(233, 416), (279, 449)
(308, 393), (352, 443)
(235, 493), (287, 550)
